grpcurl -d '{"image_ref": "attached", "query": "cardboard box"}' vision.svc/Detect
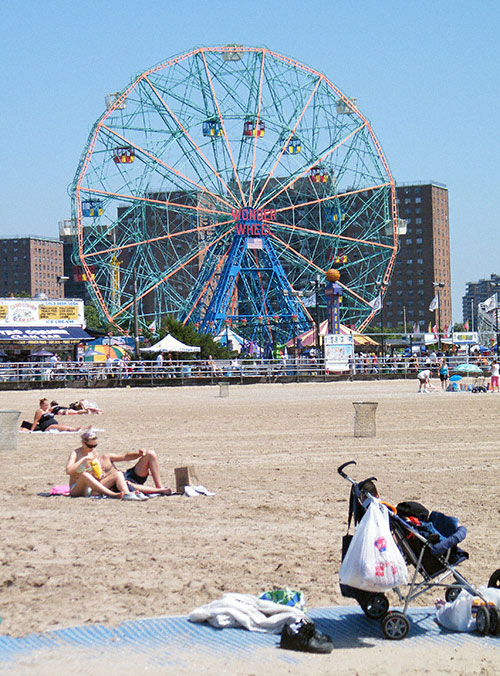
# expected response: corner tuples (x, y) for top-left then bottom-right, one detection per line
(174, 466), (199, 494)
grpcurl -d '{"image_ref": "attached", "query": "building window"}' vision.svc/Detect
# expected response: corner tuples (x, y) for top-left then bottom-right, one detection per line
(415, 197), (422, 203)
(406, 259), (413, 264)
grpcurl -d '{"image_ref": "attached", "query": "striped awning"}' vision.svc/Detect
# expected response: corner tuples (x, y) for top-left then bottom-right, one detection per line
(287, 320), (378, 348)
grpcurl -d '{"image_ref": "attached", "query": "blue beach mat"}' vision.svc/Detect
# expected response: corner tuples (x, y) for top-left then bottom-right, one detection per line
(1, 606), (499, 670)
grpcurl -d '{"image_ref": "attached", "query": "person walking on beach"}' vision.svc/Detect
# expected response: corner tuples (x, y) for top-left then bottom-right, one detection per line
(491, 360), (499, 392)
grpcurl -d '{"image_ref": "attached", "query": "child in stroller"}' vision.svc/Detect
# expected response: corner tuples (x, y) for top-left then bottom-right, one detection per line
(338, 460), (500, 639)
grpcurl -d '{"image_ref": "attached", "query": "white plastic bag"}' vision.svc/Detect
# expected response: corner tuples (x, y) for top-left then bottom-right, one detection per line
(435, 590), (475, 632)
(339, 497), (408, 592)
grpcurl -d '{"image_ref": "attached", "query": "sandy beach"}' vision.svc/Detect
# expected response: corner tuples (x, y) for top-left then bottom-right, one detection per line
(1, 380), (500, 674)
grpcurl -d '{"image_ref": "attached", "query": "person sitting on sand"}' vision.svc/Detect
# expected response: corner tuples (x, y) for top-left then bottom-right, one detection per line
(31, 398), (83, 432)
(50, 399), (102, 415)
(65, 428), (144, 500)
(99, 448), (173, 495)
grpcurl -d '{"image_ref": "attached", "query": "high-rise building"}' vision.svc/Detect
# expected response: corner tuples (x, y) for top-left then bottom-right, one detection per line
(462, 273), (500, 329)
(0, 236), (64, 298)
(383, 182), (452, 332)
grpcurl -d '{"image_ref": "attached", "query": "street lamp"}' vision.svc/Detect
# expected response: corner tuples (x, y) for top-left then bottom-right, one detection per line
(489, 285), (500, 357)
(433, 281), (445, 351)
(56, 275), (69, 299)
(311, 273), (324, 357)
(375, 281), (390, 360)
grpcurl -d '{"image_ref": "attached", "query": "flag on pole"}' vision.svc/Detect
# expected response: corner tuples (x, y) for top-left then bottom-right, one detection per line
(432, 324), (438, 338)
(428, 322), (432, 333)
(369, 293), (383, 312)
(483, 294), (497, 311)
(464, 320), (469, 331)
(429, 295), (439, 311)
(443, 323), (448, 338)
(147, 320), (157, 333)
(412, 321), (417, 333)
(302, 292), (316, 308)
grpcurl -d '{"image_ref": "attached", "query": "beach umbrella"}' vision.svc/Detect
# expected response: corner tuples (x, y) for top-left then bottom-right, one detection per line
(83, 348), (101, 357)
(31, 349), (54, 359)
(83, 344), (129, 362)
(449, 374), (462, 382)
(454, 363), (483, 375)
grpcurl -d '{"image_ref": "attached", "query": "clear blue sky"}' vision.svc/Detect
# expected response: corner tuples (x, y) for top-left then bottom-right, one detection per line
(2, 0), (499, 321)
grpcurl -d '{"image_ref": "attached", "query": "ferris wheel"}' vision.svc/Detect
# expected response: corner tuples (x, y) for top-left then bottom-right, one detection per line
(71, 45), (398, 342)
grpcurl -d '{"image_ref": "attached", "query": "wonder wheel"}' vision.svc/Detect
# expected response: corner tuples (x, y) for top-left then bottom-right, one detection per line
(71, 45), (398, 343)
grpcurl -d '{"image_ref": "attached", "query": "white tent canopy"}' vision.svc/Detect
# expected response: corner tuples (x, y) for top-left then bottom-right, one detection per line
(141, 333), (200, 353)
(214, 327), (245, 351)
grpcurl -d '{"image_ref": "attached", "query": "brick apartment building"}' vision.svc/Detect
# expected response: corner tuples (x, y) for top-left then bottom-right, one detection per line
(384, 182), (452, 332)
(0, 237), (64, 298)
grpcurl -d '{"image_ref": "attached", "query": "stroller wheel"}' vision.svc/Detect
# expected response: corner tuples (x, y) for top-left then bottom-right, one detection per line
(476, 606), (490, 636)
(381, 611), (410, 640)
(488, 569), (500, 589)
(361, 593), (389, 620)
(445, 586), (461, 602)
(488, 606), (500, 636)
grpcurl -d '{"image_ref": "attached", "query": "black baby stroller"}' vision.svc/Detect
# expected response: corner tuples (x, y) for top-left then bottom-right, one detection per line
(338, 460), (500, 639)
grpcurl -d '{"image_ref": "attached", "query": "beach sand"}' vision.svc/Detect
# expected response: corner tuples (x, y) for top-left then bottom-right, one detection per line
(1, 380), (499, 673)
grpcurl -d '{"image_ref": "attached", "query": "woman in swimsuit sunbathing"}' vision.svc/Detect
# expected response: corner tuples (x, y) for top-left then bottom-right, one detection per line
(32, 398), (82, 432)
(50, 400), (102, 416)
(65, 429), (146, 500)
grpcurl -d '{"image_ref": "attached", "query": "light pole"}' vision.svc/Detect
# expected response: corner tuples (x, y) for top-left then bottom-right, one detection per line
(132, 269), (140, 360)
(491, 286), (500, 357)
(56, 275), (69, 298)
(433, 281), (445, 351)
(375, 281), (389, 362)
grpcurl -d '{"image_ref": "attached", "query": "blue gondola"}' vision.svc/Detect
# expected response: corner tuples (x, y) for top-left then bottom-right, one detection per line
(324, 206), (346, 223)
(202, 119), (223, 137)
(82, 200), (103, 218)
(284, 137), (301, 154)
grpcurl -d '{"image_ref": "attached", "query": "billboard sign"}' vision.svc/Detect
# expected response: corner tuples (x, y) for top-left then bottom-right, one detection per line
(452, 332), (479, 345)
(0, 298), (85, 327)
(324, 333), (354, 372)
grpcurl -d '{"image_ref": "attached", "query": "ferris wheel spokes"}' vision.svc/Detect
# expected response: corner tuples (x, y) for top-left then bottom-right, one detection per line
(251, 76), (322, 208)
(110, 227), (232, 320)
(141, 75), (243, 206)
(257, 122), (367, 211)
(200, 51), (246, 205)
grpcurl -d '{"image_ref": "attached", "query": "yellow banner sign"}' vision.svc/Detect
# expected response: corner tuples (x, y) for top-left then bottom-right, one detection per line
(38, 305), (79, 321)
(0, 306), (7, 319)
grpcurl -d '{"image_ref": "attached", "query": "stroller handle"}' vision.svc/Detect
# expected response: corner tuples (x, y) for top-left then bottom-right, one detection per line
(337, 460), (356, 479)
(337, 460), (377, 488)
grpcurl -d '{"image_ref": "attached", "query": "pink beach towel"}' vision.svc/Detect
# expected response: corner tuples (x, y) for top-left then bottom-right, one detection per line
(50, 485), (70, 496)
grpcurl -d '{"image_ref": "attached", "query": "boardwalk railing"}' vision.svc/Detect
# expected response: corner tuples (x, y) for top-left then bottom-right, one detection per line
(0, 355), (491, 388)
